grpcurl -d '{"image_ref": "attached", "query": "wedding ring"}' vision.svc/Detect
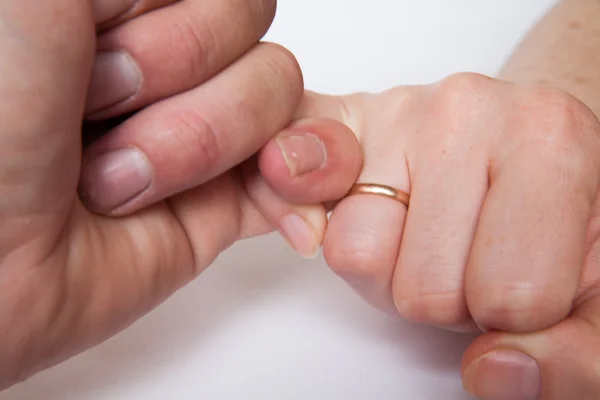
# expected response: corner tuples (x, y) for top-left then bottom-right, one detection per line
(346, 183), (410, 207)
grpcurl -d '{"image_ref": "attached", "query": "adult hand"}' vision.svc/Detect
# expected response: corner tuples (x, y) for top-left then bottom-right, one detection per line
(0, 0), (361, 389)
(251, 73), (600, 400)
(80, 0), (315, 217)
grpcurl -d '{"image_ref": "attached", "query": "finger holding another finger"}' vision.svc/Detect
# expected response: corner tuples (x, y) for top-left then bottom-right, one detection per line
(293, 91), (412, 312)
(245, 116), (363, 258)
(243, 161), (327, 260)
(79, 43), (303, 216)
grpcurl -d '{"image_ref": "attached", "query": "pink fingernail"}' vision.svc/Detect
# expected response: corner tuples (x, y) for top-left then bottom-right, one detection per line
(276, 133), (327, 177)
(464, 350), (541, 400)
(80, 148), (152, 212)
(279, 214), (319, 259)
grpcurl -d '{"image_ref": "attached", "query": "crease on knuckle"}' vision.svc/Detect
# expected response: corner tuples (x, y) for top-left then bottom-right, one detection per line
(429, 72), (493, 146)
(518, 88), (587, 147)
(255, 44), (304, 105)
(513, 88), (598, 187)
(434, 72), (492, 112)
(472, 284), (568, 330)
(324, 239), (383, 279)
(165, 110), (222, 177)
(170, 13), (215, 81)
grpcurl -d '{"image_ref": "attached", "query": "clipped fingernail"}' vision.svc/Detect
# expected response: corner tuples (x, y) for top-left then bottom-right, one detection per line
(279, 214), (320, 259)
(86, 52), (141, 114)
(276, 133), (327, 177)
(80, 148), (152, 212)
(464, 350), (541, 400)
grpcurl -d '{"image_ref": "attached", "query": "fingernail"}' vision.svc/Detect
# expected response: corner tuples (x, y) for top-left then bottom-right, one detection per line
(276, 134), (327, 177)
(464, 350), (541, 400)
(279, 214), (320, 259)
(86, 52), (141, 114)
(475, 321), (490, 333)
(80, 148), (152, 212)
(444, 321), (481, 333)
(93, 0), (138, 24)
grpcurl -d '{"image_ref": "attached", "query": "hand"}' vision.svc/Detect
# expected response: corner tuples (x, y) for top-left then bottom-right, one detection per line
(0, 0), (361, 388)
(251, 73), (600, 400)
(80, 0), (311, 217)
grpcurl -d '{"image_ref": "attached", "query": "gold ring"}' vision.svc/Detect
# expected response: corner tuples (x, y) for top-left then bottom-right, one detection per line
(346, 183), (410, 207)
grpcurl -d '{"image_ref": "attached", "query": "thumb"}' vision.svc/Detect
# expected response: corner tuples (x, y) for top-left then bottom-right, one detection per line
(462, 286), (600, 400)
(0, 1), (95, 229)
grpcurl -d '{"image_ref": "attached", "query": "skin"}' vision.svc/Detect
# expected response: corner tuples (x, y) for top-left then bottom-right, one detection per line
(250, 1), (600, 399)
(0, 0), (362, 389)
(257, 78), (600, 400)
(80, 0), (359, 256)
(466, 0), (600, 399)
(4, 1), (600, 399)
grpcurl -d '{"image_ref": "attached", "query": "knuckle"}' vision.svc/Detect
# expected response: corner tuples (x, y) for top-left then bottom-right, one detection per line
(470, 284), (570, 331)
(434, 72), (494, 111)
(510, 87), (600, 182)
(390, 249), (469, 326)
(374, 87), (415, 125)
(518, 87), (591, 146)
(257, 42), (303, 85)
(442, 71), (493, 89)
(253, 42), (304, 105)
(170, 13), (213, 81)
(428, 72), (495, 144)
(163, 110), (222, 176)
(323, 237), (384, 280)
(393, 290), (467, 326)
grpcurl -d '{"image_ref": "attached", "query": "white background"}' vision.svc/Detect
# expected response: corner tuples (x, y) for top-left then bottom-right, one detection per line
(2, 0), (557, 399)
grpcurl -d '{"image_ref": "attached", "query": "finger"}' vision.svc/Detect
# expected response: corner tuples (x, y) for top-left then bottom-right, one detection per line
(390, 94), (489, 330)
(466, 89), (600, 332)
(79, 43), (303, 216)
(248, 117), (362, 258)
(0, 1), (94, 221)
(325, 196), (406, 312)
(297, 93), (411, 312)
(93, 0), (176, 29)
(243, 160), (326, 259)
(86, 0), (277, 118)
(462, 284), (600, 400)
(258, 118), (363, 204)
